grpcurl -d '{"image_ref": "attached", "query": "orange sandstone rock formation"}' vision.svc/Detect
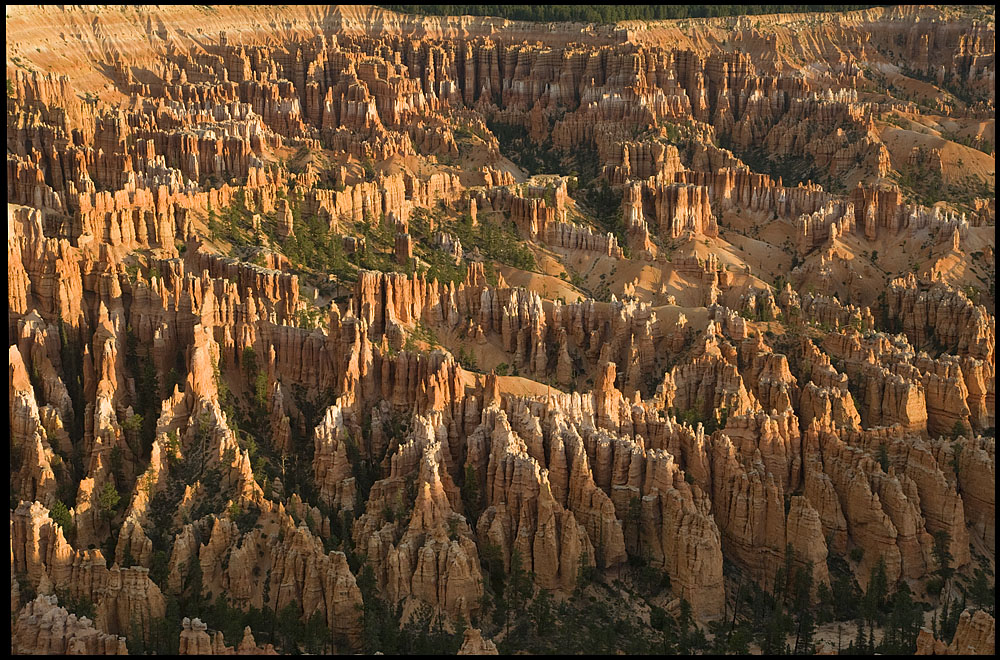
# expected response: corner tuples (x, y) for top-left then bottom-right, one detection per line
(6, 3), (994, 655)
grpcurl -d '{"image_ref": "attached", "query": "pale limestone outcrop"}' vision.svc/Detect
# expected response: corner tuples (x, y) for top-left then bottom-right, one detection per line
(473, 406), (596, 594)
(12, 594), (128, 655)
(916, 609), (995, 655)
(354, 413), (484, 621)
(457, 627), (499, 655)
(178, 617), (277, 655)
(94, 564), (166, 639)
(312, 404), (357, 511)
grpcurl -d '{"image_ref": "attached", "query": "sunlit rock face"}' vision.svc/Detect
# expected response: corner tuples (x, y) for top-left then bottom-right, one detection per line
(7, 3), (994, 655)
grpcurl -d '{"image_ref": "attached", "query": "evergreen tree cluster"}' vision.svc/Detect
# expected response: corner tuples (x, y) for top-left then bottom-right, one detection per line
(380, 5), (884, 24)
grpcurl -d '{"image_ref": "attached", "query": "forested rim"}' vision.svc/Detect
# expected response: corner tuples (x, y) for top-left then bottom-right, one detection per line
(378, 5), (888, 23)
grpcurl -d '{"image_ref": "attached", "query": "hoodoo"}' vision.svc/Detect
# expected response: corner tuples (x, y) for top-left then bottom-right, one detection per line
(7, 3), (994, 656)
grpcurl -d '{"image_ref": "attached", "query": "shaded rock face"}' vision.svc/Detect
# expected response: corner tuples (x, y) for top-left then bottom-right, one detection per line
(6, 2), (996, 655)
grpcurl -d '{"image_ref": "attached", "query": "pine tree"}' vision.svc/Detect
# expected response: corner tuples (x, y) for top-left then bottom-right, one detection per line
(932, 530), (955, 582)
(967, 567), (995, 615)
(932, 530), (955, 607)
(793, 609), (816, 655)
(505, 548), (533, 637)
(934, 530), (957, 644)
(677, 599), (694, 653)
(881, 580), (922, 653)
(863, 557), (888, 626)
(529, 589), (554, 637)
(97, 480), (121, 534)
(853, 617), (866, 653)
(791, 563), (815, 654)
